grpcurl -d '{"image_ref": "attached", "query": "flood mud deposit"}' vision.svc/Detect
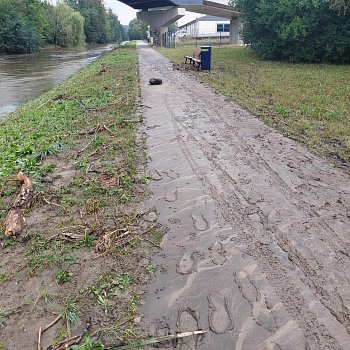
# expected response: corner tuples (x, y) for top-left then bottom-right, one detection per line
(138, 43), (350, 349)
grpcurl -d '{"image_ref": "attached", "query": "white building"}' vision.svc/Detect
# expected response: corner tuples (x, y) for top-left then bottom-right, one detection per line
(178, 15), (230, 38)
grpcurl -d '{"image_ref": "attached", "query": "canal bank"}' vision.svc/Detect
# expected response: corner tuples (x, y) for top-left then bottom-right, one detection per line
(0, 44), (160, 349)
(0, 44), (113, 118)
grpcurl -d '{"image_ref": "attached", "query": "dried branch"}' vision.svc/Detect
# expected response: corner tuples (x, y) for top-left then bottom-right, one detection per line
(37, 315), (62, 350)
(43, 197), (63, 208)
(111, 330), (208, 349)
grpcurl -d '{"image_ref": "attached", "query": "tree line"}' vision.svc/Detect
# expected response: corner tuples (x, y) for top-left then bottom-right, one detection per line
(235, 0), (350, 63)
(0, 0), (127, 54)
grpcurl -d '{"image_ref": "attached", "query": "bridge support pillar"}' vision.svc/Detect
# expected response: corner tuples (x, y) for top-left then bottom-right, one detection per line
(137, 7), (185, 28)
(138, 7), (185, 46)
(229, 17), (239, 45)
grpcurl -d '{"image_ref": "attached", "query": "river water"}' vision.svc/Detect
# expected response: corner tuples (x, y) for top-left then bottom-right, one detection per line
(0, 44), (112, 118)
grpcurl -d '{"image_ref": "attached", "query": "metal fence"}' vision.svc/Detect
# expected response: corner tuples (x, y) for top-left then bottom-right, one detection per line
(162, 31), (176, 48)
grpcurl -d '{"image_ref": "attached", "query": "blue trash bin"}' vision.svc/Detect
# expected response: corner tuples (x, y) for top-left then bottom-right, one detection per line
(200, 46), (211, 71)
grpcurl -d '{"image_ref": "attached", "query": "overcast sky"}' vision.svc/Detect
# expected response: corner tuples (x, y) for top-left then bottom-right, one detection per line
(104, 0), (198, 25)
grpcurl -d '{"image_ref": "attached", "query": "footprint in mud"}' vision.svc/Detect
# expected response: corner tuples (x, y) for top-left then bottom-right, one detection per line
(162, 169), (180, 179)
(177, 251), (201, 274)
(262, 342), (283, 350)
(143, 207), (159, 223)
(164, 189), (178, 202)
(149, 321), (176, 348)
(234, 271), (259, 307)
(177, 308), (203, 350)
(208, 293), (234, 334)
(150, 169), (163, 181)
(235, 271), (278, 332)
(209, 242), (227, 265)
(191, 213), (209, 231)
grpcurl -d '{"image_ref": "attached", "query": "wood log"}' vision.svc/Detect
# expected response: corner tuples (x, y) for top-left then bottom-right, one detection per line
(5, 207), (25, 237)
(14, 171), (33, 209)
(4, 172), (33, 237)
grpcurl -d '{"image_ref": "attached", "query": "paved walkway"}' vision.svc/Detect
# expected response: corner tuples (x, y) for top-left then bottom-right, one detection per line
(138, 42), (350, 350)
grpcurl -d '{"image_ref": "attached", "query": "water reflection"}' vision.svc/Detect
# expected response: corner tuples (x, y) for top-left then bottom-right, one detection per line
(0, 44), (112, 118)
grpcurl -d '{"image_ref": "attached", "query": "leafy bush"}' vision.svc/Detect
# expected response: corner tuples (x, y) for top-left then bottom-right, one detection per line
(236, 0), (350, 63)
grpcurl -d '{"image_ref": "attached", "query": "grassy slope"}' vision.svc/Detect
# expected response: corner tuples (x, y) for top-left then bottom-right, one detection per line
(0, 45), (160, 349)
(158, 45), (350, 170)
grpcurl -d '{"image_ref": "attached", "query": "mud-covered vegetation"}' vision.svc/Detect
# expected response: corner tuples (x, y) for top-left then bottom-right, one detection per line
(157, 45), (350, 171)
(0, 45), (161, 349)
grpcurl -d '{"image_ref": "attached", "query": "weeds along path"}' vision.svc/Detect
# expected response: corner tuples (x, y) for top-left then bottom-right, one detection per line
(0, 46), (161, 349)
(138, 42), (350, 350)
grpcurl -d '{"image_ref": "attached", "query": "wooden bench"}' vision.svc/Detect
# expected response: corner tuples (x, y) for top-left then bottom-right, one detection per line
(184, 48), (201, 70)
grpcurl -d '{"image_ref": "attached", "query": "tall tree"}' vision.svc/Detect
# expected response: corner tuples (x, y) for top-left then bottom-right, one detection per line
(106, 9), (126, 43)
(45, 1), (85, 47)
(0, 0), (49, 54)
(65, 0), (109, 43)
(128, 19), (148, 40)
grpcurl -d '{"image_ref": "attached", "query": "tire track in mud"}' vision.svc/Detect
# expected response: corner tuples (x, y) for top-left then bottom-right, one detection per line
(138, 44), (350, 349)
(163, 94), (344, 349)
(186, 92), (350, 255)
(168, 89), (350, 334)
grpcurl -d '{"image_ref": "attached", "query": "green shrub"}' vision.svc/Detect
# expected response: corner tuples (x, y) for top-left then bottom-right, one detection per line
(236, 0), (350, 63)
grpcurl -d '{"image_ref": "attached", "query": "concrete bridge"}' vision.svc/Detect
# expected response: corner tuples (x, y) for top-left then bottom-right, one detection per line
(117, 0), (240, 45)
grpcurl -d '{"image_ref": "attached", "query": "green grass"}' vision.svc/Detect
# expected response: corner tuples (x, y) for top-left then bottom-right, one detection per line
(0, 45), (164, 349)
(0, 47), (138, 181)
(158, 45), (350, 168)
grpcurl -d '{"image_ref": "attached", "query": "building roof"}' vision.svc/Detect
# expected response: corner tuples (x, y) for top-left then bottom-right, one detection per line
(198, 15), (228, 21)
(179, 15), (228, 28)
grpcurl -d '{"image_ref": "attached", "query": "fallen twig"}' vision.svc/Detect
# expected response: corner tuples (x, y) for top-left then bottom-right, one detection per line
(114, 226), (155, 247)
(43, 197), (63, 209)
(142, 237), (162, 249)
(79, 123), (115, 136)
(51, 334), (80, 350)
(79, 209), (89, 227)
(42, 315), (62, 333)
(102, 124), (115, 135)
(88, 149), (98, 158)
(36, 100), (50, 110)
(110, 330), (208, 349)
(66, 317), (71, 337)
(77, 138), (95, 155)
(38, 315), (62, 350)
(51, 317), (92, 350)
(89, 316), (137, 339)
(85, 162), (95, 174)
(92, 251), (108, 260)
(37, 327), (42, 350)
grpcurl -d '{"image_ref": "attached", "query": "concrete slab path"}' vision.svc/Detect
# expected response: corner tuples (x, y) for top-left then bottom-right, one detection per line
(137, 42), (350, 350)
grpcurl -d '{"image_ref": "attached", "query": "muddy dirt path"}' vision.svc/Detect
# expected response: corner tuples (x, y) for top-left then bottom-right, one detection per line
(137, 43), (350, 350)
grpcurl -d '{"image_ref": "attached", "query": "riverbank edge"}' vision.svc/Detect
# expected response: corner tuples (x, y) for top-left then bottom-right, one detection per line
(0, 44), (160, 349)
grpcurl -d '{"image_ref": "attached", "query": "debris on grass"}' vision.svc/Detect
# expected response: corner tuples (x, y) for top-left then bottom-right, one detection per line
(0, 45), (164, 349)
(5, 171), (33, 236)
(111, 330), (208, 349)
